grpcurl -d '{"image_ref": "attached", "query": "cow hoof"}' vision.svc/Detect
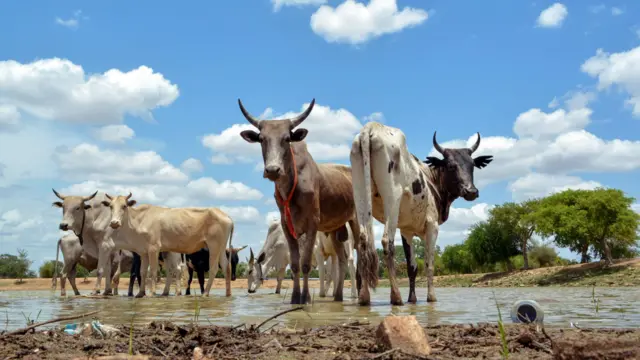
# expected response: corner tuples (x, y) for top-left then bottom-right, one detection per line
(61, 291), (66, 297)
(135, 292), (145, 298)
(103, 290), (113, 296)
(427, 294), (437, 303)
(127, 293), (133, 297)
(161, 292), (169, 297)
(333, 295), (343, 302)
(94, 290), (101, 295)
(176, 291), (182, 296)
(74, 291), (81, 296)
(408, 293), (417, 304)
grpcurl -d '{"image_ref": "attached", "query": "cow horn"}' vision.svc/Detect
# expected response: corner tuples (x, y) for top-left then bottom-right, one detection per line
(289, 99), (315, 129)
(105, 193), (113, 200)
(237, 245), (248, 252)
(237, 99), (262, 129)
(469, 132), (481, 154)
(249, 248), (255, 263)
(83, 191), (98, 202)
(52, 188), (65, 200)
(126, 192), (132, 200)
(432, 131), (445, 155)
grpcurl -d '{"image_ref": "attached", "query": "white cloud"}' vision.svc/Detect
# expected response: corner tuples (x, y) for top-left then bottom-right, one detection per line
(509, 173), (602, 201)
(310, 0), (429, 45)
(186, 178), (263, 201)
(52, 143), (188, 184)
(219, 206), (261, 224)
(582, 46), (640, 117)
(272, 0), (326, 12)
(180, 158), (203, 173)
(0, 209), (42, 235)
(588, 4), (605, 14)
(632, 204), (640, 213)
(364, 112), (385, 123)
(611, 7), (623, 15)
(1, 209), (22, 223)
(536, 3), (568, 28)
(202, 102), (368, 163)
(0, 58), (179, 125)
(92, 124), (135, 143)
(513, 107), (592, 140)
(0, 105), (21, 131)
(55, 10), (86, 30)
(265, 211), (281, 226)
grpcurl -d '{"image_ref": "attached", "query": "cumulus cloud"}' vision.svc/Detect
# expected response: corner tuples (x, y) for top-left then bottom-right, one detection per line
(92, 124), (135, 143)
(0, 105), (20, 131)
(55, 10), (86, 29)
(202, 102), (369, 163)
(582, 46), (640, 117)
(536, 3), (568, 28)
(219, 206), (262, 224)
(310, 0), (429, 44)
(611, 7), (623, 16)
(509, 173), (602, 202)
(0, 58), (179, 124)
(272, 0), (326, 12)
(180, 158), (203, 173)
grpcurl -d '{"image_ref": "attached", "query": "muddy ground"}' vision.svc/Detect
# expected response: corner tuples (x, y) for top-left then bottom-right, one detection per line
(2, 321), (639, 360)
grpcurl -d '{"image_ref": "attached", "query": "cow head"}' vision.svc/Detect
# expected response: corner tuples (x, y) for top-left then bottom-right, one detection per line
(100, 192), (136, 229)
(225, 245), (247, 281)
(52, 189), (98, 233)
(247, 247), (267, 293)
(423, 132), (493, 201)
(238, 99), (315, 181)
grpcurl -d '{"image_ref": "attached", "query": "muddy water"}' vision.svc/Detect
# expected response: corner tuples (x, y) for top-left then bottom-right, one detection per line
(1, 287), (638, 332)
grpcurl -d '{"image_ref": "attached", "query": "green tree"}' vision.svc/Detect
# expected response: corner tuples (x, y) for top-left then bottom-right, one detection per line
(489, 200), (539, 269)
(39, 260), (64, 278)
(441, 243), (475, 274)
(466, 220), (520, 271)
(236, 262), (248, 278)
(76, 265), (90, 279)
(533, 188), (639, 265)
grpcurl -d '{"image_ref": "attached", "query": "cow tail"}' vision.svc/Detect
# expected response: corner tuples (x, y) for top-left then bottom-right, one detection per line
(225, 219), (234, 297)
(52, 239), (61, 291)
(358, 128), (379, 289)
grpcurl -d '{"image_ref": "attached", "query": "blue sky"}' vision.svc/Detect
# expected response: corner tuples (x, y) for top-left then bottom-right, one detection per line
(1, 0), (640, 270)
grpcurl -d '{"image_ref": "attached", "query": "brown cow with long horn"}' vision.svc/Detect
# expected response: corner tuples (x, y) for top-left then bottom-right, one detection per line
(238, 98), (378, 305)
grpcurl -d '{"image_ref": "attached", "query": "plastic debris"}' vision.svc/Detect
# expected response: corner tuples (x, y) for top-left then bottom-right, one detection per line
(63, 321), (120, 338)
(510, 299), (544, 324)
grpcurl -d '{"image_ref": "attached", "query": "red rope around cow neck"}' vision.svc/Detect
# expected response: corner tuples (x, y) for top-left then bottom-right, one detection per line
(276, 146), (298, 240)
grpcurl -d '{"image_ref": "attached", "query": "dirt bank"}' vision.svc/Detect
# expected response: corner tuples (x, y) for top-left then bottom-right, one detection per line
(1, 320), (639, 360)
(2, 258), (639, 292)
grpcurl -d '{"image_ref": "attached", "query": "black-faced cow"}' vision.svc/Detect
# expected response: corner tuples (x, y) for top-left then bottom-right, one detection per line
(350, 122), (493, 305)
(183, 245), (247, 295)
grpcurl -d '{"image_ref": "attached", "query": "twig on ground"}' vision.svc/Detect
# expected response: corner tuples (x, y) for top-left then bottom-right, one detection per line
(0, 310), (100, 337)
(255, 306), (304, 331)
(233, 323), (246, 330)
(371, 348), (399, 359)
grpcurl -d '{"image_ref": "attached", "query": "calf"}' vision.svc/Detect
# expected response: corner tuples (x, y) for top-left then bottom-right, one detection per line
(315, 222), (357, 299)
(183, 245), (246, 295)
(351, 122), (493, 304)
(238, 98), (377, 305)
(52, 233), (134, 296)
(101, 193), (234, 298)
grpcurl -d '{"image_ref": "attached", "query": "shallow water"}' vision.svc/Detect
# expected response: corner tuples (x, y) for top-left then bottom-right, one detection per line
(1, 287), (639, 331)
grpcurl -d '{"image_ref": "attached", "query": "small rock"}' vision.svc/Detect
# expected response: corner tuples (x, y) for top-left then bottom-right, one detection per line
(375, 315), (431, 356)
(192, 347), (214, 360)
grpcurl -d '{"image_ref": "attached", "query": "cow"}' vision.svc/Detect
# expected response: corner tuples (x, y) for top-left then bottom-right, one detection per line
(100, 193), (234, 298)
(238, 98), (378, 305)
(129, 252), (185, 296)
(350, 122), (493, 305)
(183, 245), (247, 296)
(51, 233), (135, 296)
(315, 221), (357, 299)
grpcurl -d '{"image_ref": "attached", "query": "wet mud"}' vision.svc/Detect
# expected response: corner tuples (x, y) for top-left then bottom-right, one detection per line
(2, 321), (639, 359)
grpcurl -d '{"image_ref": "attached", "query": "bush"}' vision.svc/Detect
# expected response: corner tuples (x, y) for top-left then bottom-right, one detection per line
(39, 261), (64, 278)
(529, 245), (558, 267)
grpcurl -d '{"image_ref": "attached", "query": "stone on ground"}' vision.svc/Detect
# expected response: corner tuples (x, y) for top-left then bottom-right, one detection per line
(375, 315), (431, 356)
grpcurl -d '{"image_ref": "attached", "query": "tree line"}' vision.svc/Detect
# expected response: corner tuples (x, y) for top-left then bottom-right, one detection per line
(2, 188), (638, 281)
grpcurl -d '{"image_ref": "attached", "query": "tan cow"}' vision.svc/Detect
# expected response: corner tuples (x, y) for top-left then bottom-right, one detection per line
(100, 193), (234, 298)
(238, 98), (378, 305)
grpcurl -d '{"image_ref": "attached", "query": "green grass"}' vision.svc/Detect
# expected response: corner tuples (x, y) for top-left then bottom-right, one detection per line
(492, 290), (509, 360)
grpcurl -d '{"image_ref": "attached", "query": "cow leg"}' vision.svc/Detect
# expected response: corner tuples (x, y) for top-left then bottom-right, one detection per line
(316, 249), (326, 298)
(301, 225), (318, 305)
(331, 231), (347, 302)
(128, 254), (141, 297)
(161, 265), (172, 296)
(97, 245), (114, 296)
(347, 239), (357, 299)
(197, 269), (205, 295)
(424, 220), (439, 302)
(111, 261), (122, 296)
(401, 232), (418, 304)
(324, 257), (333, 296)
(128, 272), (136, 297)
(284, 222), (302, 304)
(275, 267), (285, 294)
(136, 254), (149, 298)
(186, 266), (194, 296)
(68, 266), (81, 296)
(203, 245), (221, 296)
(148, 252), (160, 296)
(218, 246), (231, 297)
(60, 261), (73, 296)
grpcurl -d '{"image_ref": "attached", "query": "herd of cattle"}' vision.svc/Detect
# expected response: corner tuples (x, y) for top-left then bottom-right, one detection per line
(51, 98), (493, 307)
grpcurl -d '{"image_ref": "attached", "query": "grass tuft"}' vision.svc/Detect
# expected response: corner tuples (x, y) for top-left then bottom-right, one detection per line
(492, 290), (509, 359)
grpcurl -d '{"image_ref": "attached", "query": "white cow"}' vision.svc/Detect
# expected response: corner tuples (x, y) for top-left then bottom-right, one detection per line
(101, 192), (234, 298)
(248, 220), (356, 298)
(52, 190), (185, 296)
(51, 233), (132, 296)
(350, 122), (493, 305)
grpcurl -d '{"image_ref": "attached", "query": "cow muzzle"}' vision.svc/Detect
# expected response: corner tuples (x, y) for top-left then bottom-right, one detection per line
(59, 223), (69, 231)
(461, 187), (479, 201)
(110, 220), (121, 229)
(248, 289), (256, 294)
(263, 165), (282, 181)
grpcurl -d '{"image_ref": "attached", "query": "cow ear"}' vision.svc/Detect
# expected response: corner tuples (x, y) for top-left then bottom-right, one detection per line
(290, 128), (308, 142)
(52, 201), (63, 208)
(257, 252), (266, 264)
(84, 204), (92, 210)
(101, 201), (110, 207)
(240, 130), (260, 143)
(127, 200), (137, 207)
(473, 155), (493, 169)
(424, 156), (445, 168)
